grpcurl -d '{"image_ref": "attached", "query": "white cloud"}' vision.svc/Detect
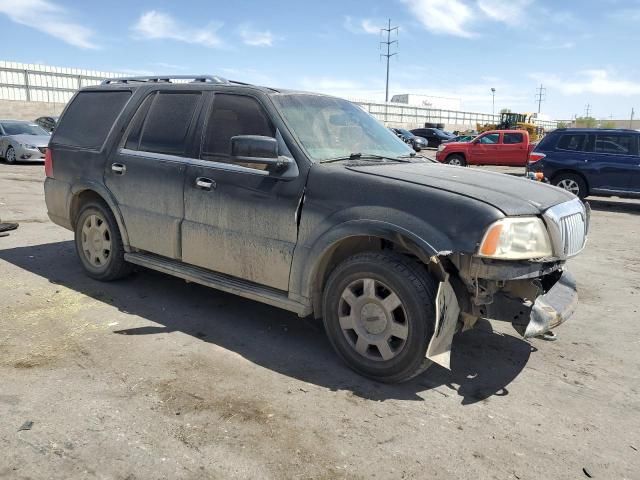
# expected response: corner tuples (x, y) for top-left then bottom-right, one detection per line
(343, 16), (384, 35)
(401, 0), (475, 37)
(132, 11), (223, 48)
(238, 24), (275, 47)
(477, 0), (533, 25)
(529, 70), (640, 96)
(0, 0), (97, 49)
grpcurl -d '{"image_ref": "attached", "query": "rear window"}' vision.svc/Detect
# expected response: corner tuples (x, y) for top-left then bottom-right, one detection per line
(504, 132), (524, 144)
(556, 134), (587, 152)
(138, 92), (201, 156)
(53, 90), (131, 149)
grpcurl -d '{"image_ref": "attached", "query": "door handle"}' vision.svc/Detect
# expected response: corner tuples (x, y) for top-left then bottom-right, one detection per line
(112, 163), (126, 175)
(195, 177), (215, 190)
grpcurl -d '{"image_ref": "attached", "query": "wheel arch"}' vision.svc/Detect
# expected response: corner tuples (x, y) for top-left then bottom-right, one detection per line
(68, 182), (131, 250)
(550, 169), (590, 195)
(293, 220), (446, 319)
(446, 151), (466, 162)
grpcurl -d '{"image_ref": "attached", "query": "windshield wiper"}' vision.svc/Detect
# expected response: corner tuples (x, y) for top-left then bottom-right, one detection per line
(320, 153), (411, 164)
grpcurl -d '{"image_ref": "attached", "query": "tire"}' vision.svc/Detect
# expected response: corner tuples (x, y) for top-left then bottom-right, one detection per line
(322, 252), (438, 383)
(5, 146), (16, 164)
(446, 154), (466, 167)
(552, 173), (587, 200)
(74, 201), (133, 281)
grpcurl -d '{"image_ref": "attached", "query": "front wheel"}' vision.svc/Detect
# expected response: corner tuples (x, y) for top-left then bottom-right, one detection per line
(552, 173), (587, 199)
(447, 154), (466, 167)
(5, 146), (16, 164)
(322, 252), (438, 383)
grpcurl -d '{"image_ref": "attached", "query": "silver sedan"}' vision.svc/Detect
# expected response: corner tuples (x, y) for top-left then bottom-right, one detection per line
(0, 120), (51, 163)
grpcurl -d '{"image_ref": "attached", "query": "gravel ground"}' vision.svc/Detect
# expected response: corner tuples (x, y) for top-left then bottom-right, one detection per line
(1, 161), (639, 480)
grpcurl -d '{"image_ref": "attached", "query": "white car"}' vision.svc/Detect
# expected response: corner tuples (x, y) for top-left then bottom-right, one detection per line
(0, 120), (51, 163)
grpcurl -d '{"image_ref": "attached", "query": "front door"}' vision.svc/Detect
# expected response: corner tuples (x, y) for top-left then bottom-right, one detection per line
(105, 90), (203, 259)
(469, 132), (500, 165)
(181, 93), (304, 291)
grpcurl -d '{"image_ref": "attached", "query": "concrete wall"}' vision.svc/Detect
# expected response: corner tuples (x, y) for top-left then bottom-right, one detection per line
(0, 99), (66, 121)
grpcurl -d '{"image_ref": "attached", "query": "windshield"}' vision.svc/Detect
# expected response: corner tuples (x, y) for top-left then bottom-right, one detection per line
(272, 94), (414, 162)
(1, 121), (48, 136)
(397, 128), (414, 137)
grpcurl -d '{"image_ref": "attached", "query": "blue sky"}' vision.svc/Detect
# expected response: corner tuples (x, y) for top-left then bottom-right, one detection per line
(1, 0), (639, 119)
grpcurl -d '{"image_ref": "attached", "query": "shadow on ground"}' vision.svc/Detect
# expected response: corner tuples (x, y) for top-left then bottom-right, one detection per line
(0, 240), (535, 404)
(587, 198), (640, 215)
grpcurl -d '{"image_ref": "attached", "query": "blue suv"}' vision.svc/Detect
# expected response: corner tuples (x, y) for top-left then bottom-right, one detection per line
(529, 128), (640, 199)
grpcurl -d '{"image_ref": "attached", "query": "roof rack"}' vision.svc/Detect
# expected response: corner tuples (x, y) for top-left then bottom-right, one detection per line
(101, 75), (229, 85)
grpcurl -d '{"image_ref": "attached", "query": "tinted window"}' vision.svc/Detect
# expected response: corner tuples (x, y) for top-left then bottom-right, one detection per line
(557, 134), (586, 152)
(479, 133), (499, 144)
(138, 92), (200, 156)
(504, 132), (524, 144)
(124, 94), (155, 150)
(53, 91), (131, 149)
(202, 94), (275, 158)
(595, 134), (635, 155)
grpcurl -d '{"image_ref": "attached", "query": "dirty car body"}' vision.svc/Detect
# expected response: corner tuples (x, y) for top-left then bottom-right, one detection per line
(44, 76), (588, 383)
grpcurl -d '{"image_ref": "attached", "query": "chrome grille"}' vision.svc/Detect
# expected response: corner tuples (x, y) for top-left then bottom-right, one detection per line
(543, 198), (589, 259)
(559, 212), (586, 257)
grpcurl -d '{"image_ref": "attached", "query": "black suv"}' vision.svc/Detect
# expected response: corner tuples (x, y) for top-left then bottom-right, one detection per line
(529, 128), (640, 199)
(44, 75), (588, 383)
(409, 128), (454, 147)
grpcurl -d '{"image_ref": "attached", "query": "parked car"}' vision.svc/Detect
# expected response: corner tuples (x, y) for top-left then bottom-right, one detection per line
(436, 130), (531, 166)
(44, 75), (588, 383)
(390, 128), (428, 151)
(409, 128), (454, 148)
(528, 128), (640, 199)
(0, 120), (50, 163)
(35, 116), (59, 132)
(444, 134), (476, 143)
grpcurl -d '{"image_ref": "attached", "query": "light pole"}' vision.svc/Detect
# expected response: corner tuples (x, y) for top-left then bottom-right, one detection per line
(491, 88), (496, 116)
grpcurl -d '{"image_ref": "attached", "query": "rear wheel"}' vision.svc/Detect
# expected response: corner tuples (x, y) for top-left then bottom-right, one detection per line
(552, 173), (587, 199)
(74, 201), (133, 281)
(447, 154), (466, 167)
(322, 252), (438, 383)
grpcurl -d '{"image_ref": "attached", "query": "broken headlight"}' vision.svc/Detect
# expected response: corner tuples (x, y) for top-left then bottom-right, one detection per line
(477, 217), (552, 260)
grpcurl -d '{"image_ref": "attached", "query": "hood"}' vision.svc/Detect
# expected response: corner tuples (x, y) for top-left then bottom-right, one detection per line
(346, 162), (575, 216)
(9, 134), (50, 147)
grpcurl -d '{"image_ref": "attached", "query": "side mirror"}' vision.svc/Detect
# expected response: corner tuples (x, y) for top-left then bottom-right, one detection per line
(230, 135), (291, 170)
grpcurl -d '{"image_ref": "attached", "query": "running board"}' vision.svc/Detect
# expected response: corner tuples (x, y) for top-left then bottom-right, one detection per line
(124, 252), (310, 316)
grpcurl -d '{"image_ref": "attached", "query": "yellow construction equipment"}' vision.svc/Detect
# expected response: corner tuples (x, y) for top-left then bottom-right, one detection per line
(477, 112), (544, 141)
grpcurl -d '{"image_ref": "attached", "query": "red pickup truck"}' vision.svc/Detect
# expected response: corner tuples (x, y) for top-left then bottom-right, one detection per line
(435, 130), (531, 166)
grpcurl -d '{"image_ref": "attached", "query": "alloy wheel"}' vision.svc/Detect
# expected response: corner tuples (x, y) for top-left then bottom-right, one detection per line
(338, 278), (409, 362)
(557, 179), (580, 195)
(81, 213), (112, 268)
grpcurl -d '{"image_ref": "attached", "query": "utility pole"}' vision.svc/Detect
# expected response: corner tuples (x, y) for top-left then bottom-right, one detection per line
(585, 104), (592, 117)
(380, 19), (398, 103)
(631, 108), (635, 128)
(535, 84), (546, 114)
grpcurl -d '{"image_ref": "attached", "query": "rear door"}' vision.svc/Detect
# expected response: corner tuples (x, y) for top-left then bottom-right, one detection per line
(105, 90), (203, 259)
(181, 92), (304, 291)
(591, 133), (639, 192)
(501, 132), (528, 166)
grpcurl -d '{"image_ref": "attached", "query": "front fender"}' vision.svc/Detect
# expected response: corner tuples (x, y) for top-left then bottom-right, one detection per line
(288, 217), (454, 309)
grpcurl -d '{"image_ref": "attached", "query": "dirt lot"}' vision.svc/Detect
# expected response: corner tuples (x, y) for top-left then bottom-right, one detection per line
(1, 161), (639, 480)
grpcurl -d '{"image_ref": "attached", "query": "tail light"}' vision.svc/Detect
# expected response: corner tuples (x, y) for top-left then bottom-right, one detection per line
(44, 148), (53, 178)
(528, 152), (546, 163)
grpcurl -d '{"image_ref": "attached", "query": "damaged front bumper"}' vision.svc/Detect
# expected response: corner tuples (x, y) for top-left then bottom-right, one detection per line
(478, 269), (578, 338)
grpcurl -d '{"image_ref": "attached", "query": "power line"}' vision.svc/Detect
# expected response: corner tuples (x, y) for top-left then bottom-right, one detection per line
(380, 19), (398, 103)
(535, 84), (546, 114)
